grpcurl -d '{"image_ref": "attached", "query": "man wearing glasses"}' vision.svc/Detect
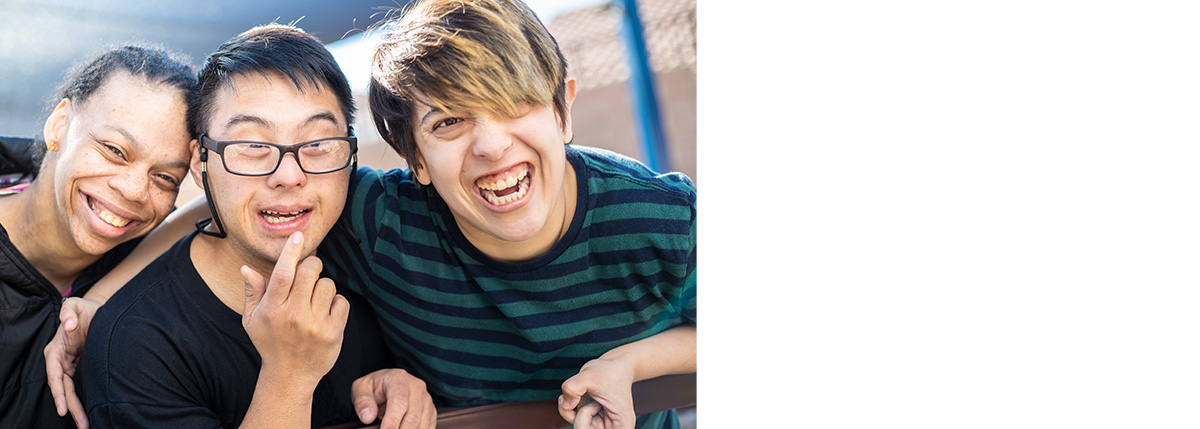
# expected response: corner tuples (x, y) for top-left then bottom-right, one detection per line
(78, 25), (435, 428)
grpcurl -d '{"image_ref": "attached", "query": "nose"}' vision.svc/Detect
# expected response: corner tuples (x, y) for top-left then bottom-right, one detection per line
(471, 119), (513, 161)
(266, 153), (308, 188)
(111, 168), (150, 204)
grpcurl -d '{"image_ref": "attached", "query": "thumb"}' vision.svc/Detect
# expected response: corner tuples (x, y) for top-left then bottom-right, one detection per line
(351, 377), (380, 424)
(59, 301), (82, 332)
(560, 377), (587, 410)
(241, 266), (266, 320)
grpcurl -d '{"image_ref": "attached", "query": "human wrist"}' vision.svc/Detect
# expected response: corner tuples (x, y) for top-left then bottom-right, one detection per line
(593, 347), (640, 384)
(258, 363), (322, 393)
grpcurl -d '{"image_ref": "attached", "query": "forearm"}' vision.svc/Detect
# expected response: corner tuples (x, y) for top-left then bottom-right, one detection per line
(240, 370), (315, 429)
(602, 325), (696, 382)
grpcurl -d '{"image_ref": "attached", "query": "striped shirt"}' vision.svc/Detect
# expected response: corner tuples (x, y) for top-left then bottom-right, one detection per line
(320, 145), (696, 423)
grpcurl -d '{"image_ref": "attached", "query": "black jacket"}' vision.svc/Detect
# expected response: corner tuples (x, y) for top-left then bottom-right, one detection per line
(0, 218), (140, 428)
(0, 135), (37, 178)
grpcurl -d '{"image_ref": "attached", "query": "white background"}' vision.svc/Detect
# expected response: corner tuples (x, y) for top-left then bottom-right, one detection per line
(701, 0), (1200, 426)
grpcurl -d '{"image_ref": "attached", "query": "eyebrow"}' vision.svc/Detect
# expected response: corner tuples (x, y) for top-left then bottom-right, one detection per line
(224, 112), (342, 132)
(100, 125), (190, 170)
(419, 107), (446, 129)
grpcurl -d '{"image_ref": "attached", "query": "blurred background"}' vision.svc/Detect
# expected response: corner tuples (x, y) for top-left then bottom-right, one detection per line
(0, 0), (696, 203)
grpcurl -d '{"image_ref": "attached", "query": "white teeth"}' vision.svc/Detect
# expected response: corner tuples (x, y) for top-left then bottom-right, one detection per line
(90, 200), (131, 228)
(477, 166), (529, 191)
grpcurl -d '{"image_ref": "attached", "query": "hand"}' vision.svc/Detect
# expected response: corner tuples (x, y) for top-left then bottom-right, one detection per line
(558, 357), (637, 429)
(241, 231), (349, 388)
(351, 368), (436, 429)
(43, 297), (101, 429)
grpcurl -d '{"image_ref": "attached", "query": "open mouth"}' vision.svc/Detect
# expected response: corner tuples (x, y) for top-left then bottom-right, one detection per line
(261, 209), (311, 224)
(475, 163), (531, 206)
(87, 195), (132, 228)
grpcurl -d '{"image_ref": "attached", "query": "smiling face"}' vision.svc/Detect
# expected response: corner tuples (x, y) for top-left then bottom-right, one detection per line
(409, 79), (578, 262)
(42, 71), (191, 256)
(192, 71), (350, 268)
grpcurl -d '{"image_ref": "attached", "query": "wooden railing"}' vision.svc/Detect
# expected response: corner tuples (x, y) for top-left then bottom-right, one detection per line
(435, 373), (697, 429)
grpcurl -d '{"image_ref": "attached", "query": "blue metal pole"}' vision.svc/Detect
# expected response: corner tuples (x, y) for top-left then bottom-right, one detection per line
(614, 0), (670, 172)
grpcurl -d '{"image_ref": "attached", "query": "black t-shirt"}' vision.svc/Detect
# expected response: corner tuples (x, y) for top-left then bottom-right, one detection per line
(80, 232), (390, 428)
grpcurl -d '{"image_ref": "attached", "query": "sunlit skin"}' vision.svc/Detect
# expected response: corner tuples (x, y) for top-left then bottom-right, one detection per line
(0, 71), (191, 291)
(188, 70), (351, 308)
(409, 80), (579, 263)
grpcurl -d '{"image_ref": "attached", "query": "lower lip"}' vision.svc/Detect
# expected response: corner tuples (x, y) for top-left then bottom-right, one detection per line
(81, 192), (135, 239)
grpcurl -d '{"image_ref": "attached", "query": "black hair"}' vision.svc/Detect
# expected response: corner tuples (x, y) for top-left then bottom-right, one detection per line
(34, 45), (195, 166)
(188, 24), (356, 137)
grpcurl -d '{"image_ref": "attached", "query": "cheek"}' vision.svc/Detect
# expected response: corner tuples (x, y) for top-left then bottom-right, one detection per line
(150, 187), (181, 213)
(328, 182), (350, 213)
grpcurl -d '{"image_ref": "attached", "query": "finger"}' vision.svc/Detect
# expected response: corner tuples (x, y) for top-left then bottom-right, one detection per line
(59, 300), (81, 331)
(423, 400), (437, 429)
(351, 376), (380, 424)
(573, 399), (602, 429)
(558, 395), (577, 423)
(331, 294), (350, 329)
(398, 388), (426, 429)
(399, 407), (422, 429)
(241, 266), (267, 321)
(45, 331), (67, 415)
(290, 255), (323, 305)
(380, 391), (411, 429)
(64, 376), (88, 429)
(352, 394), (379, 424)
(559, 379), (586, 410)
(310, 274), (336, 310)
(267, 231), (306, 301)
(62, 322), (89, 360)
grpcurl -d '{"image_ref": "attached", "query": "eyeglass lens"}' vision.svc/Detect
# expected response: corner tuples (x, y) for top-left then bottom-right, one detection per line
(224, 139), (352, 175)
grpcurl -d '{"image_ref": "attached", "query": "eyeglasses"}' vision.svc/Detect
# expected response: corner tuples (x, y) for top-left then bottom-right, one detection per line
(200, 128), (358, 176)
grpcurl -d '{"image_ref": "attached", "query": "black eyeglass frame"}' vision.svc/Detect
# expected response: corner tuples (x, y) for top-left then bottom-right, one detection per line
(199, 128), (359, 177)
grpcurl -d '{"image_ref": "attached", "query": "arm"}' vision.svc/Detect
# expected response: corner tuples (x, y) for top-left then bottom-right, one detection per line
(86, 195), (210, 303)
(558, 326), (697, 429)
(238, 231), (349, 428)
(45, 195), (209, 427)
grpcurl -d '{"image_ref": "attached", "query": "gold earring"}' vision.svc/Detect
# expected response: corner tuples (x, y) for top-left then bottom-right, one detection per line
(46, 140), (59, 152)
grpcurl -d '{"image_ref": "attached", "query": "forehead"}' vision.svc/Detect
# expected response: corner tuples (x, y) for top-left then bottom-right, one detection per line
(209, 71), (345, 132)
(77, 71), (176, 117)
(72, 71), (191, 161)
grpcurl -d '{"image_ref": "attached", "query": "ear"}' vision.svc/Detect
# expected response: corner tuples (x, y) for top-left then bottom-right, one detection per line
(560, 78), (577, 144)
(189, 138), (204, 188)
(42, 98), (71, 152)
(410, 150), (432, 186)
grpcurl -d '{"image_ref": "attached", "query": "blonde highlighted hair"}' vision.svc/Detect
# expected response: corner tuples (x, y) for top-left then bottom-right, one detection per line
(368, 0), (569, 168)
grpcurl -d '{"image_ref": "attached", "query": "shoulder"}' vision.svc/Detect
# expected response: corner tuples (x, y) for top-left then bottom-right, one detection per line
(344, 167), (434, 221)
(87, 260), (181, 354)
(81, 264), (189, 408)
(88, 240), (193, 354)
(570, 145), (696, 204)
(349, 166), (421, 198)
(571, 146), (696, 229)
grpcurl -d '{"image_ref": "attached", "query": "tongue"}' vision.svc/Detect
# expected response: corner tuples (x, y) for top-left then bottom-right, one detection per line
(493, 186), (520, 197)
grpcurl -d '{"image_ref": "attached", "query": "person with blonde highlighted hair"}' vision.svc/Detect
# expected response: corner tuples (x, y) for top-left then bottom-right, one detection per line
(321, 0), (699, 427)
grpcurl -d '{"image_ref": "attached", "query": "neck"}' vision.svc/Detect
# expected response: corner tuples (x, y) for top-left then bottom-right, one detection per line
(0, 181), (98, 293)
(189, 233), (269, 314)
